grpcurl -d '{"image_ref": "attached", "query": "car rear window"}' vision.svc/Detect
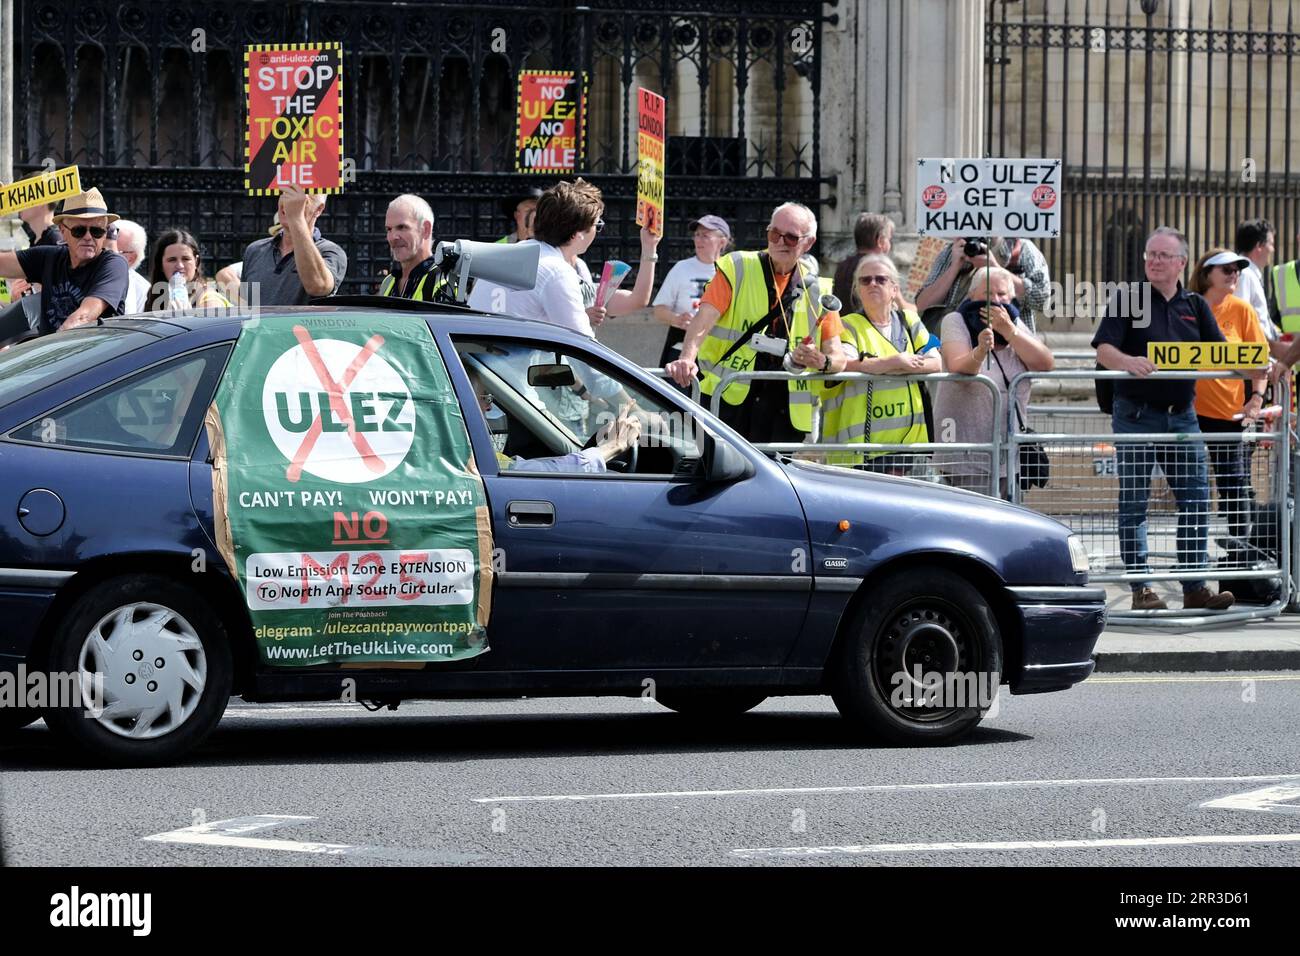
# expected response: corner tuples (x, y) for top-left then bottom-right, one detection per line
(0, 327), (157, 409)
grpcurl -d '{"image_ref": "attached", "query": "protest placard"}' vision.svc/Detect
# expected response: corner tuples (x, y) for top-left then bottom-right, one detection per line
(1148, 341), (1269, 370)
(635, 88), (666, 235)
(208, 314), (494, 666)
(915, 157), (1061, 238)
(245, 42), (344, 196)
(0, 166), (82, 217)
(515, 71), (587, 173)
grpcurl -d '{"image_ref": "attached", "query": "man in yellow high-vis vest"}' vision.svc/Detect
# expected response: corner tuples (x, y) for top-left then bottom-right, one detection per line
(666, 203), (846, 444)
(1269, 226), (1300, 378)
(1270, 227), (1300, 336)
(378, 194), (442, 301)
(496, 187), (542, 244)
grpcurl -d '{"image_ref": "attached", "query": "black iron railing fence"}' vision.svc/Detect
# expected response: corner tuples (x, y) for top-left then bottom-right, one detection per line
(986, 0), (1300, 328)
(15, 0), (831, 293)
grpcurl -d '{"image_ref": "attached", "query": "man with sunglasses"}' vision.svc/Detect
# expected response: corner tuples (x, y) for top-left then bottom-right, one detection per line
(667, 202), (844, 443)
(0, 187), (129, 334)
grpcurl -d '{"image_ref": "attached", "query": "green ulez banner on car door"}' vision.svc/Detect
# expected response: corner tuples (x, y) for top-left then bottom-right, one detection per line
(204, 312), (494, 666)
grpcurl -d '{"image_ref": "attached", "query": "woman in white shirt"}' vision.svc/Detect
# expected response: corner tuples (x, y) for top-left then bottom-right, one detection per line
(651, 214), (731, 368)
(470, 178), (605, 337)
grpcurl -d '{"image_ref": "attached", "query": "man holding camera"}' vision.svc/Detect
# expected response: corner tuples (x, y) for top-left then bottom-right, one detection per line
(916, 236), (1051, 334)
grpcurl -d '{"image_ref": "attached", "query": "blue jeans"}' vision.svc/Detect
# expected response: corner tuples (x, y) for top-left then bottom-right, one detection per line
(1112, 397), (1211, 593)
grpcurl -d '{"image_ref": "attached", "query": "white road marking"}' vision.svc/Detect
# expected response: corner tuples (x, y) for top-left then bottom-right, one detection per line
(1201, 783), (1300, 816)
(1087, 675), (1300, 684)
(474, 773), (1300, 804)
(142, 814), (480, 863)
(733, 833), (1300, 858)
(144, 815), (351, 854)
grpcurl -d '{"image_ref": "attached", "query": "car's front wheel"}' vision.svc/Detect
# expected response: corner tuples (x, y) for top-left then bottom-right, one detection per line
(42, 575), (232, 766)
(831, 568), (1002, 745)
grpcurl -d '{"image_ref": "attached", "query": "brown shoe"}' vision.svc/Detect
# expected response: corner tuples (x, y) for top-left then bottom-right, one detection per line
(1183, 587), (1235, 611)
(1131, 588), (1167, 610)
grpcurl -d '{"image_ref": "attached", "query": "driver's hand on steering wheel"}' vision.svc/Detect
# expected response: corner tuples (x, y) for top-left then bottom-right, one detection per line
(594, 403), (642, 461)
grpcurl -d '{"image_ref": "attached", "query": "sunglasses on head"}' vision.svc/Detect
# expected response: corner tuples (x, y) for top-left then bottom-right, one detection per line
(858, 275), (892, 286)
(766, 226), (809, 247)
(67, 225), (107, 239)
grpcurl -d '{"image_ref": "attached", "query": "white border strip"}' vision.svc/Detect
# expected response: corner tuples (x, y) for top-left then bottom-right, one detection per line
(473, 773), (1300, 804)
(733, 833), (1300, 858)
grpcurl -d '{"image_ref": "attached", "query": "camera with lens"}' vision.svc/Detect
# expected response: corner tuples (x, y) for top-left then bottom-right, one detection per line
(963, 237), (989, 259)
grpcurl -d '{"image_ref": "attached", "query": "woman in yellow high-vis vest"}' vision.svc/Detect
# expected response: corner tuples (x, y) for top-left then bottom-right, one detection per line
(819, 254), (940, 471)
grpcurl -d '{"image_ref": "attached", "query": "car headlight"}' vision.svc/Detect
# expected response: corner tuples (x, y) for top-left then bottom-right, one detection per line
(1067, 535), (1090, 574)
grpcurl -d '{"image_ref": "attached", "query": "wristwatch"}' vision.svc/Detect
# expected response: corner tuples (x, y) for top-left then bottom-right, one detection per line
(821, 353), (832, 373)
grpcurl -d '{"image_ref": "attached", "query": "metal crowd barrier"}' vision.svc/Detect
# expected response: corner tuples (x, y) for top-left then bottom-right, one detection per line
(644, 361), (1299, 624)
(709, 369), (1004, 498)
(1007, 369), (1293, 626)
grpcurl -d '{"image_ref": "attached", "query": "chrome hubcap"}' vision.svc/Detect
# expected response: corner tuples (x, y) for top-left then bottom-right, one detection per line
(77, 602), (207, 739)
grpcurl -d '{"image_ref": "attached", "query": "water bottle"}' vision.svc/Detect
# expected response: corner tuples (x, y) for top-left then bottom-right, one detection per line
(167, 270), (188, 311)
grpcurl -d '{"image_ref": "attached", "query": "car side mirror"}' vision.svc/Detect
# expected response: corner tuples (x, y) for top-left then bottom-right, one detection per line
(700, 429), (753, 483)
(527, 363), (576, 388)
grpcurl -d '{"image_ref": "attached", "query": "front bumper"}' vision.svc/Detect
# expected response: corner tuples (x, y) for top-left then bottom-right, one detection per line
(1006, 586), (1107, 694)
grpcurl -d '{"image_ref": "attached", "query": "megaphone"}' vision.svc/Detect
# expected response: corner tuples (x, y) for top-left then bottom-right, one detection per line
(433, 239), (541, 304)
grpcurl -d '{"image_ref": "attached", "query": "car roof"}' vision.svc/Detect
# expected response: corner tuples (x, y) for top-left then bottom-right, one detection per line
(100, 296), (587, 345)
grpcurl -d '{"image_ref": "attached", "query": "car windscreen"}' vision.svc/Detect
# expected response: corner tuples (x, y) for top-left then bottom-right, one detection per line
(0, 327), (158, 410)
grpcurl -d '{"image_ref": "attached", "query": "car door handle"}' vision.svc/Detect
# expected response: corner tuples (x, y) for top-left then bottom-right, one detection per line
(507, 500), (555, 528)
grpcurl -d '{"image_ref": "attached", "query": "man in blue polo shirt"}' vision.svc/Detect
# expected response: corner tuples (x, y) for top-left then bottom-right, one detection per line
(1092, 226), (1233, 612)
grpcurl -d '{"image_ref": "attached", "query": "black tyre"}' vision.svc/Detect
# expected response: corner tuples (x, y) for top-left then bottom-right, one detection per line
(42, 575), (233, 766)
(831, 568), (1003, 745)
(656, 689), (768, 717)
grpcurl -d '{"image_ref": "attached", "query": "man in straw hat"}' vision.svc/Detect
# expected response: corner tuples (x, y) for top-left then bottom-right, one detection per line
(0, 186), (130, 333)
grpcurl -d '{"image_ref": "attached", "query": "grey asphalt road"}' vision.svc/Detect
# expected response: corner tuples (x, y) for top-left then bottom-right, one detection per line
(2, 672), (1298, 867)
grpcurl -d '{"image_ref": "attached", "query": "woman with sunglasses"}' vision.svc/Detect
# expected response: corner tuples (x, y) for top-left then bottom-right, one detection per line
(817, 254), (939, 473)
(146, 229), (230, 312)
(1187, 248), (1269, 552)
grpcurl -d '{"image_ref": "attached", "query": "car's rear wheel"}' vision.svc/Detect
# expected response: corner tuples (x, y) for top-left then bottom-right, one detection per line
(655, 689), (768, 717)
(831, 568), (1002, 745)
(42, 575), (232, 766)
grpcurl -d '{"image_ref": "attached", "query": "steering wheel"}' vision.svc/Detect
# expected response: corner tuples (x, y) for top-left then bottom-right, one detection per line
(609, 438), (638, 474)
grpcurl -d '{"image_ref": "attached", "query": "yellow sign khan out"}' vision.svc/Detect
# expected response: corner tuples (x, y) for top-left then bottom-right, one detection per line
(0, 166), (82, 216)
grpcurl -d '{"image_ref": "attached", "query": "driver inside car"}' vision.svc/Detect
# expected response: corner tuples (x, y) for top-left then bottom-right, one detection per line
(468, 366), (641, 473)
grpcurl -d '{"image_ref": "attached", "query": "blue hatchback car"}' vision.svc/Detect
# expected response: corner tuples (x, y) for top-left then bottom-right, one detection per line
(0, 300), (1104, 764)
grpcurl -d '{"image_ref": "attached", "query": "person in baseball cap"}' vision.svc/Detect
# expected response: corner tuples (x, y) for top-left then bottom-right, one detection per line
(497, 186), (544, 244)
(686, 214), (731, 241)
(652, 214), (734, 369)
(0, 187), (130, 333)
